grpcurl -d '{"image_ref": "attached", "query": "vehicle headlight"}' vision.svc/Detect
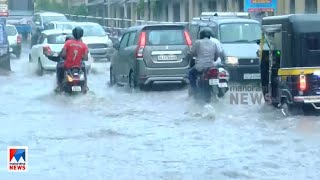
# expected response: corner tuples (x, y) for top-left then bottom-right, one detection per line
(226, 57), (239, 65)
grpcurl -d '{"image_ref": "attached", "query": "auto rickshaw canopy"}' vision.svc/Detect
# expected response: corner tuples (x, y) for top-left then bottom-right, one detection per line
(261, 14), (320, 68)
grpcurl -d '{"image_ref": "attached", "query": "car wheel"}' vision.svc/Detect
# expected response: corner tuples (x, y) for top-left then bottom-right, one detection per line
(129, 70), (137, 89)
(15, 51), (21, 59)
(110, 67), (116, 86)
(281, 99), (302, 116)
(1, 55), (11, 71)
(29, 54), (32, 63)
(37, 59), (44, 76)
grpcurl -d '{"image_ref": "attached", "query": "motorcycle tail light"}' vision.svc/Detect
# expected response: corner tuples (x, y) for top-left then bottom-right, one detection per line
(206, 68), (218, 78)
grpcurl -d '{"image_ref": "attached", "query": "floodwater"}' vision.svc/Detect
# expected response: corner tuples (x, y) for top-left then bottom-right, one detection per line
(0, 43), (320, 180)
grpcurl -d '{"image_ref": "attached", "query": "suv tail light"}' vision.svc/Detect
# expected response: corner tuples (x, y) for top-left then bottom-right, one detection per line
(136, 31), (146, 58)
(299, 74), (307, 91)
(17, 35), (22, 44)
(206, 68), (218, 78)
(184, 31), (192, 47)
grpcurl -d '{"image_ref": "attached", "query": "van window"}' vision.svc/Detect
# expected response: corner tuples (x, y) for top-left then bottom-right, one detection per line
(0, 25), (8, 44)
(219, 23), (261, 43)
(146, 29), (185, 45)
(47, 23), (55, 30)
(189, 24), (199, 41)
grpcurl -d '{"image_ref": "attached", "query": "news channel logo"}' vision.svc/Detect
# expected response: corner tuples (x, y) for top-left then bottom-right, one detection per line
(7, 146), (28, 172)
(229, 85), (271, 105)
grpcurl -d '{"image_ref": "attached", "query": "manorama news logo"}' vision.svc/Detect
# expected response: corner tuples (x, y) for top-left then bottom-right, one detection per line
(7, 146), (28, 172)
(229, 85), (271, 105)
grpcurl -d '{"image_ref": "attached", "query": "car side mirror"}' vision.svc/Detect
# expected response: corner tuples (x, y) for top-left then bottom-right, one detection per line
(113, 42), (120, 50)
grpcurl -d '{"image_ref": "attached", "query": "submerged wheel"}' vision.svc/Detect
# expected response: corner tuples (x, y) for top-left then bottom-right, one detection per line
(1, 55), (11, 71)
(129, 71), (137, 89)
(37, 59), (44, 76)
(281, 100), (302, 116)
(110, 67), (116, 86)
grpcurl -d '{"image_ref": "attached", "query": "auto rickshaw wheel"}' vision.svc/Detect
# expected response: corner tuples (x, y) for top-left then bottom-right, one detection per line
(281, 99), (303, 116)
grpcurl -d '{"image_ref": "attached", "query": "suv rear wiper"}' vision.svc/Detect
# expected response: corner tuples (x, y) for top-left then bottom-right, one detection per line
(229, 40), (250, 43)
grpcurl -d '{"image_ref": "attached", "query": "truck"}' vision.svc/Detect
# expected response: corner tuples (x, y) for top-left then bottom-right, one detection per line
(4, 0), (34, 40)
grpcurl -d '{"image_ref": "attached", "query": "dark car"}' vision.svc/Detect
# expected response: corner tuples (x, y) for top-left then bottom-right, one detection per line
(0, 23), (11, 71)
(110, 24), (192, 89)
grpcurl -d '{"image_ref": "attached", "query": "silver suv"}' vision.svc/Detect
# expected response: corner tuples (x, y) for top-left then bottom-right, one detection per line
(110, 24), (192, 88)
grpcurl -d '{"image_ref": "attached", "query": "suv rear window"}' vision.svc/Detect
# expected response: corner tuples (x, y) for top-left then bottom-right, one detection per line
(146, 29), (185, 45)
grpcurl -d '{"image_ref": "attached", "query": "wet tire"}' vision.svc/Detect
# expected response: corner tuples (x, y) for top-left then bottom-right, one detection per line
(1, 55), (11, 71)
(15, 50), (21, 59)
(281, 100), (302, 116)
(37, 59), (44, 76)
(199, 80), (211, 103)
(110, 67), (116, 86)
(129, 71), (137, 89)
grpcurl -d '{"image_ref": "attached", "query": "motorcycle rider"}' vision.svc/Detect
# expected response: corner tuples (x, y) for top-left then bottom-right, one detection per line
(58, 27), (89, 91)
(44, 35), (73, 91)
(188, 27), (222, 95)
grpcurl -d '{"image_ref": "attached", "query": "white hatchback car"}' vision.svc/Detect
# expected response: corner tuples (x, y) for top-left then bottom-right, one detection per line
(5, 25), (21, 58)
(75, 22), (113, 61)
(29, 29), (93, 76)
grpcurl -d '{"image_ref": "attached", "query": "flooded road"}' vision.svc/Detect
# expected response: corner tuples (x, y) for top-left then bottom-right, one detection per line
(0, 43), (320, 180)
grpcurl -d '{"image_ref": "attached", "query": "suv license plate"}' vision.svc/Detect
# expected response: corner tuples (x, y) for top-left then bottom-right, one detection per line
(72, 86), (81, 92)
(157, 55), (177, 61)
(209, 79), (219, 85)
(243, 73), (260, 79)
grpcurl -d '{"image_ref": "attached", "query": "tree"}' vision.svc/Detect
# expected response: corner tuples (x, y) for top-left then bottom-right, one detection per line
(34, 0), (88, 16)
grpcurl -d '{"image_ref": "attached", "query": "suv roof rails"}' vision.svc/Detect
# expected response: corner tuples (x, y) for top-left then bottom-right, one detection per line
(200, 12), (250, 21)
(201, 12), (249, 17)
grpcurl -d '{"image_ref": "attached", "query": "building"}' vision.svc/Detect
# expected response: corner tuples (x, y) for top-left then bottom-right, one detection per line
(74, 0), (320, 28)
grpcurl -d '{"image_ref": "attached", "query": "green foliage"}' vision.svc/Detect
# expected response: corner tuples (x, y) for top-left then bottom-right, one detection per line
(34, 0), (88, 16)
(70, 4), (88, 16)
(137, 0), (145, 16)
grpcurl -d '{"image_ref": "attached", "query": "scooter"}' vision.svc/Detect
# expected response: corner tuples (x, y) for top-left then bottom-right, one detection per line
(190, 65), (230, 103)
(43, 46), (88, 94)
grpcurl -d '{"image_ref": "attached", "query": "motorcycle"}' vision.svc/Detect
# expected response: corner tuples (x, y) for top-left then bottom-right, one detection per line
(62, 66), (87, 94)
(190, 66), (230, 103)
(42, 46), (88, 94)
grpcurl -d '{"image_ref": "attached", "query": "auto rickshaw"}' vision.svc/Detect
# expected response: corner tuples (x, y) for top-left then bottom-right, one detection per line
(258, 14), (320, 115)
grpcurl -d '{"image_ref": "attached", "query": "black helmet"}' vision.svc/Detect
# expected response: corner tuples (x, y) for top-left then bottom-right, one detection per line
(199, 27), (213, 39)
(72, 27), (84, 40)
(65, 35), (74, 42)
